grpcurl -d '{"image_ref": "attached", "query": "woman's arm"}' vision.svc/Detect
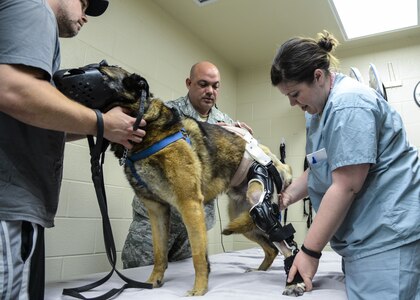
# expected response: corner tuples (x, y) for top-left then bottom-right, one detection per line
(279, 169), (309, 209)
(288, 163), (370, 291)
(303, 163), (370, 251)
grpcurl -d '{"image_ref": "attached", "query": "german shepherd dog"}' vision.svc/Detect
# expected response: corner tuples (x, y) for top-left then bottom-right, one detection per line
(55, 63), (305, 297)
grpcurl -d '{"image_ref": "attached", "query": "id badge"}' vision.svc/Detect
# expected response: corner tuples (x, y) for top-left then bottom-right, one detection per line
(306, 148), (327, 166)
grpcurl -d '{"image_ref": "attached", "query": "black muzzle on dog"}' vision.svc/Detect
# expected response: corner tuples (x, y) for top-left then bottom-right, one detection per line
(53, 60), (117, 109)
(53, 60), (149, 131)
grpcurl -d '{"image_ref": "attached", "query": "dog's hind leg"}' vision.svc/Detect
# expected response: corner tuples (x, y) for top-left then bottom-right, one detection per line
(247, 180), (306, 297)
(143, 199), (170, 288)
(176, 195), (209, 296)
(243, 231), (279, 271)
(222, 211), (255, 235)
(222, 211), (278, 271)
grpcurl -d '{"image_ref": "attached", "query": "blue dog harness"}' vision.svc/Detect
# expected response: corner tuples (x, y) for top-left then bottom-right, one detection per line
(125, 128), (191, 187)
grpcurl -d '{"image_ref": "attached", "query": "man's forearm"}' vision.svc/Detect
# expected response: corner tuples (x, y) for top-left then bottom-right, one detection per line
(0, 64), (98, 135)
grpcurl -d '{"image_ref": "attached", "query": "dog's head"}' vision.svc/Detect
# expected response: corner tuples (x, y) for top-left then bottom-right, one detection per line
(54, 61), (183, 127)
(53, 60), (151, 114)
(54, 61), (183, 156)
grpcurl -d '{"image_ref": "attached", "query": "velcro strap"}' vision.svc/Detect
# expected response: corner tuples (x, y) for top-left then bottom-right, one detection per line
(244, 134), (272, 166)
(230, 152), (254, 187)
(269, 223), (295, 243)
(222, 125), (272, 166)
(266, 162), (283, 192)
(284, 254), (304, 285)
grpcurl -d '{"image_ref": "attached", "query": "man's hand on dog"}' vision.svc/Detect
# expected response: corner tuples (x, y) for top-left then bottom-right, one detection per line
(217, 121), (253, 135)
(103, 106), (146, 149)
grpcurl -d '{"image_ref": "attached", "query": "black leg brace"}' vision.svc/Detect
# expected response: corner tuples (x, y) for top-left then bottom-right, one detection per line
(247, 162), (303, 284)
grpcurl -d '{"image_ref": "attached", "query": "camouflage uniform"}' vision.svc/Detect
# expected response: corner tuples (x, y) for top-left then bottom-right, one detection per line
(122, 95), (234, 268)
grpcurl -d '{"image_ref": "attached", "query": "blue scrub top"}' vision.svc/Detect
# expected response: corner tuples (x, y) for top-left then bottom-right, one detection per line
(305, 73), (420, 262)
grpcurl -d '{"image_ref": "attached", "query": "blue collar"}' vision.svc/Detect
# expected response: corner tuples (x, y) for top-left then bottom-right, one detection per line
(125, 129), (191, 188)
(128, 128), (191, 162)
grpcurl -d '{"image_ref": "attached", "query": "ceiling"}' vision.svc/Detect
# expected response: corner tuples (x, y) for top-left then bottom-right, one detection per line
(153, 0), (420, 70)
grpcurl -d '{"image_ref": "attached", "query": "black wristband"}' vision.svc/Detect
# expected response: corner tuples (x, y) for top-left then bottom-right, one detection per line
(301, 244), (322, 259)
(93, 109), (104, 139)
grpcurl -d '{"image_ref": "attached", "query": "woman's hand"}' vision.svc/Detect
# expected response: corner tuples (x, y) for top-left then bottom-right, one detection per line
(278, 190), (293, 210)
(287, 250), (320, 292)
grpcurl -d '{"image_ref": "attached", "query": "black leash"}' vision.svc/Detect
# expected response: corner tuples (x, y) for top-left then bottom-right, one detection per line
(302, 158), (313, 228)
(279, 141), (288, 226)
(63, 109), (152, 300)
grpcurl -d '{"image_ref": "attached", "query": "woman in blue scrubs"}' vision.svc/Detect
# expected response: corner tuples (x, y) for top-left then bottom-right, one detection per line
(271, 31), (420, 299)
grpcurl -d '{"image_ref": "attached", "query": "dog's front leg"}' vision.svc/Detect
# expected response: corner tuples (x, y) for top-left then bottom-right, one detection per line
(143, 199), (170, 288)
(177, 197), (209, 296)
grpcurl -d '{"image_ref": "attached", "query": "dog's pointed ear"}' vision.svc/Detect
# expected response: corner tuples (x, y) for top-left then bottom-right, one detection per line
(99, 59), (109, 67)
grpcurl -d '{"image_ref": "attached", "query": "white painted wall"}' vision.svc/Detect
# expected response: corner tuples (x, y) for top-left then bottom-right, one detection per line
(46, 0), (420, 281)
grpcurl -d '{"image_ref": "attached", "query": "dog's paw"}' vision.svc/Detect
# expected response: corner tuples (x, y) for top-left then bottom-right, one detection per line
(186, 288), (208, 296)
(282, 282), (305, 297)
(146, 275), (164, 288)
(146, 279), (163, 288)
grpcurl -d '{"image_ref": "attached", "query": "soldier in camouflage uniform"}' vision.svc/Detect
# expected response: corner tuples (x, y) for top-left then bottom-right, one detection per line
(122, 61), (252, 268)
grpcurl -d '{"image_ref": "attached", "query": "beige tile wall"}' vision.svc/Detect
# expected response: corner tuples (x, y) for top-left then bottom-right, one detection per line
(45, 0), (420, 282)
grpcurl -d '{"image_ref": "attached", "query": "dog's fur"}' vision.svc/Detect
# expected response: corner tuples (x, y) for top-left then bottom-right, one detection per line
(94, 65), (305, 296)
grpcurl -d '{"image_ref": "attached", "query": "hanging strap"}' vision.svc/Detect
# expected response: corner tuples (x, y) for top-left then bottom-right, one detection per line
(302, 157), (313, 228)
(63, 109), (152, 300)
(279, 142), (289, 226)
(303, 196), (313, 228)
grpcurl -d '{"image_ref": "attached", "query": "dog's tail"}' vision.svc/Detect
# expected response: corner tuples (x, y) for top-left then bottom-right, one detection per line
(222, 212), (255, 235)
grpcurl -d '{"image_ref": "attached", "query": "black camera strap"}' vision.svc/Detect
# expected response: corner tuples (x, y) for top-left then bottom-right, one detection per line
(62, 109), (152, 300)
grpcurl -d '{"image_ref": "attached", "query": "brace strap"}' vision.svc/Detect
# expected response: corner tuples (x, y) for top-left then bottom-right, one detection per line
(230, 152), (253, 187)
(223, 125), (283, 189)
(269, 223), (296, 243)
(284, 255), (304, 284)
